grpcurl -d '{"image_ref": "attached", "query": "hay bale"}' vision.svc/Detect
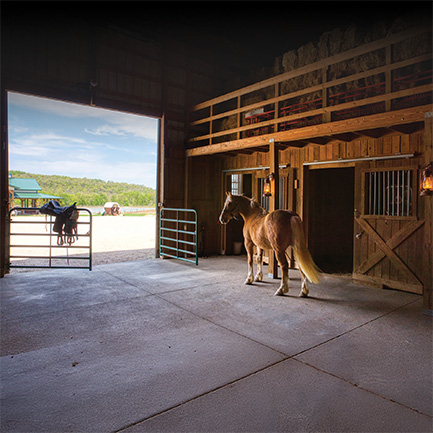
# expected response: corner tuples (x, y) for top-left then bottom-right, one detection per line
(215, 13), (431, 136)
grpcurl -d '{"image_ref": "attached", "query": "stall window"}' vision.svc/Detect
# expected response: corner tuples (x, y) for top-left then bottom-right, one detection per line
(363, 168), (416, 217)
(230, 174), (241, 195)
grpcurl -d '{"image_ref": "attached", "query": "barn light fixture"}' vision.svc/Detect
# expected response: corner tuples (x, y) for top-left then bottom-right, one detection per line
(420, 162), (433, 196)
(263, 172), (274, 197)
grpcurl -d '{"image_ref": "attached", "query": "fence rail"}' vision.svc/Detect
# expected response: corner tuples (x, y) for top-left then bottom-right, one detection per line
(8, 207), (92, 270)
(187, 26), (432, 150)
(160, 208), (198, 265)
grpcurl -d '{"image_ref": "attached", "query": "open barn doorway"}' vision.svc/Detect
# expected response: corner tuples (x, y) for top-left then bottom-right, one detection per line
(307, 167), (355, 274)
(7, 91), (159, 271)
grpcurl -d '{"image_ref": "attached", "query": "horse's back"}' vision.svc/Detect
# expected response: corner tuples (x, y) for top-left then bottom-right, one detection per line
(265, 209), (298, 250)
(268, 209), (298, 224)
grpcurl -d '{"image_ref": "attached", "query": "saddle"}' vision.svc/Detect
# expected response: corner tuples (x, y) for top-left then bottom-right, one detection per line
(40, 200), (79, 245)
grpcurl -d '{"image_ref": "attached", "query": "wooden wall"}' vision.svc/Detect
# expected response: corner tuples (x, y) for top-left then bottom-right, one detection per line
(0, 10), (229, 275)
(188, 129), (428, 295)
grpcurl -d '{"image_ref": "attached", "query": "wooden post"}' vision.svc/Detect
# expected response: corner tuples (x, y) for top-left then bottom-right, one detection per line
(236, 96), (241, 140)
(269, 139), (279, 279)
(0, 88), (8, 277)
(423, 114), (433, 315)
(322, 67), (331, 123)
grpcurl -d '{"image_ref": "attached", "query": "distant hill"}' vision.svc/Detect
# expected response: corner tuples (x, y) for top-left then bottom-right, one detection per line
(10, 171), (156, 207)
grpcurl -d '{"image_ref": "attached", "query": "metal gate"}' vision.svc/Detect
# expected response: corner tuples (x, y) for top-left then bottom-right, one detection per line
(8, 207), (92, 271)
(160, 208), (198, 265)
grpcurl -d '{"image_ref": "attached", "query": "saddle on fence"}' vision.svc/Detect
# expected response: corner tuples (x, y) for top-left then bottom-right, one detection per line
(39, 200), (79, 245)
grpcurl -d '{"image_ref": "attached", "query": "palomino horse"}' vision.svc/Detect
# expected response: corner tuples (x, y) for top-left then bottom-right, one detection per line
(219, 193), (321, 297)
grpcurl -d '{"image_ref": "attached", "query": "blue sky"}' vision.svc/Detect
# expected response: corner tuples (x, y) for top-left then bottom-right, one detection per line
(8, 92), (159, 189)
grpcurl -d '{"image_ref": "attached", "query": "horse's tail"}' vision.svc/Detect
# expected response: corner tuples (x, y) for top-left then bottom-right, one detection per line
(291, 215), (321, 284)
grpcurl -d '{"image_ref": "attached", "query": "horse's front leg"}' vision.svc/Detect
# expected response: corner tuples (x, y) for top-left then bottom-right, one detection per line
(244, 239), (255, 285)
(274, 250), (289, 296)
(254, 247), (263, 282)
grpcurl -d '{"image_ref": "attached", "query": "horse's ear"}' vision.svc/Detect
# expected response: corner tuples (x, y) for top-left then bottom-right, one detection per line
(226, 191), (232, 197)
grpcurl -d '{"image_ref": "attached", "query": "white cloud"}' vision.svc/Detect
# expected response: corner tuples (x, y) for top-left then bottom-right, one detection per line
(9, 92), (159, 142)
(85, 125), (126, 137)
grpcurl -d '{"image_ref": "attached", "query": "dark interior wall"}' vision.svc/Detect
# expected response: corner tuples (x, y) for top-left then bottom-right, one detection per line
(0, 3), (234, 274)
(307, 167), (355, 273)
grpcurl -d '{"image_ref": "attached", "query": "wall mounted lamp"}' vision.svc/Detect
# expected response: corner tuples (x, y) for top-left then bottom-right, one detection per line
(263, 172), (274, 197)
(420, 162), (433, 196)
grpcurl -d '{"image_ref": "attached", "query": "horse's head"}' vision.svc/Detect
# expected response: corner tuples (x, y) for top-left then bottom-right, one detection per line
(219, 192), (239, 224)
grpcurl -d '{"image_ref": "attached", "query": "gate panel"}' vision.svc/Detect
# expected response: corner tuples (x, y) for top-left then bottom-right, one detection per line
(8, 207), (92, 270)
(353, 161), (424, 293)
(160, 208), (198, 265)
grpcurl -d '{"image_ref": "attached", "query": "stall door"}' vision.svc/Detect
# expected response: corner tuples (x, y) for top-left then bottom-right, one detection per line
(353, 161), (424, 294)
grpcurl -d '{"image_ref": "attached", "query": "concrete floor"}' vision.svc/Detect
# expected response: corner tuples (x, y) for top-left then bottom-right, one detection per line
(1, 256), (432, 433)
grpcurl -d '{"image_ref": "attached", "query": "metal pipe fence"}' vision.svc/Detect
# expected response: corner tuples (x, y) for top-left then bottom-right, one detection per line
(8, 207), (92, 270)
(160, 208), (198, 265)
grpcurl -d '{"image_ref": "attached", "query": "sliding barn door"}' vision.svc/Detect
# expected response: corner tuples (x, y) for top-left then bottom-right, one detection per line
(353, 160), (424, 294)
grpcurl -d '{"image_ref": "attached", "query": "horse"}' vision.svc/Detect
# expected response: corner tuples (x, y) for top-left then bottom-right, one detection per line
(219, 193), (321, 297)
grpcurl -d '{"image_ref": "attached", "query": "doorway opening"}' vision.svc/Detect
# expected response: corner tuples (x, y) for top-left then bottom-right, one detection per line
(7, 91), (159, 271)
(307, 167), (355, 274)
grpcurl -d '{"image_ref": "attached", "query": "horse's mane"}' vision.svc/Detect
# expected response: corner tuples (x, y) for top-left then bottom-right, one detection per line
(248, 196), (268, 215)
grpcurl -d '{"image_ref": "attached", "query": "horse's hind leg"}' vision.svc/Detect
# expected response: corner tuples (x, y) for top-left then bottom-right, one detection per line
(244, 239), (255, 285)
(299, 269), (309, 297)
(274, 250), (289, 296)
(254, 247), (263, 282)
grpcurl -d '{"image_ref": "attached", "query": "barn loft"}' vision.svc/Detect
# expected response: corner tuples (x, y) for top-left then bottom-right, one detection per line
(1, 4), (433, 432)
(1, 3), (432, 313)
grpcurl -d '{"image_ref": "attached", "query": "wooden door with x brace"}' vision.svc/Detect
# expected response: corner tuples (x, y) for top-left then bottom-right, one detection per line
(353, 159), (425, 294)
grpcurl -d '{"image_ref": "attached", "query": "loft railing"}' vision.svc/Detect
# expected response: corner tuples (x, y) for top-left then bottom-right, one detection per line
(187, 26), (432, 150)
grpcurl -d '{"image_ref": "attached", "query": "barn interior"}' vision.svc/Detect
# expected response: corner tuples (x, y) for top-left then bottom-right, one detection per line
(1, 2), (432, 432)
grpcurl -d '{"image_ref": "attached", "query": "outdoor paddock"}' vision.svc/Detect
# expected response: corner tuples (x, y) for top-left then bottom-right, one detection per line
(1, 256), (431, 432)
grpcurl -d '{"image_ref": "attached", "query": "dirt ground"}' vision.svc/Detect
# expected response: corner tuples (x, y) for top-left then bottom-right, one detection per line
(8, 215), (156, 273)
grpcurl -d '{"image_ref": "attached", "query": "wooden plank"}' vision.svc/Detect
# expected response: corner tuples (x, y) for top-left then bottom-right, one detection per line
(355, 219), (424, 275)
(269, 141), (279, 278)
(355, 217), (423, 285)
(186, 105), (432, 157)
(353, 273), (423, 294)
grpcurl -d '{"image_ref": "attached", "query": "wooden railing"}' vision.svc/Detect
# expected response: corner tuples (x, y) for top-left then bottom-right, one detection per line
(187, 26), (432, 151)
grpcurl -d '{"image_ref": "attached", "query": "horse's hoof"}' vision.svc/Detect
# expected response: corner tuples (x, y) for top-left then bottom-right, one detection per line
(244, 279), (253, 285)
(300, 291), (309, 298)
(254, 273), (263, 282)
(274, 288), (285, 296)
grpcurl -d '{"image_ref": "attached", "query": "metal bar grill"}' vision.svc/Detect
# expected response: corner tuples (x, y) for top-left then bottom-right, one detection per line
(366, 169), (414, 217)
(8, 207), (92, 270)
(160, 208), (198, 265)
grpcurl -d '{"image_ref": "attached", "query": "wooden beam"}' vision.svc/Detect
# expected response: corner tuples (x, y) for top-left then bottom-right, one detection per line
(269, 140), (279, 279)
(186, 105), (432, 157)
(423, 114), (433, 312)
